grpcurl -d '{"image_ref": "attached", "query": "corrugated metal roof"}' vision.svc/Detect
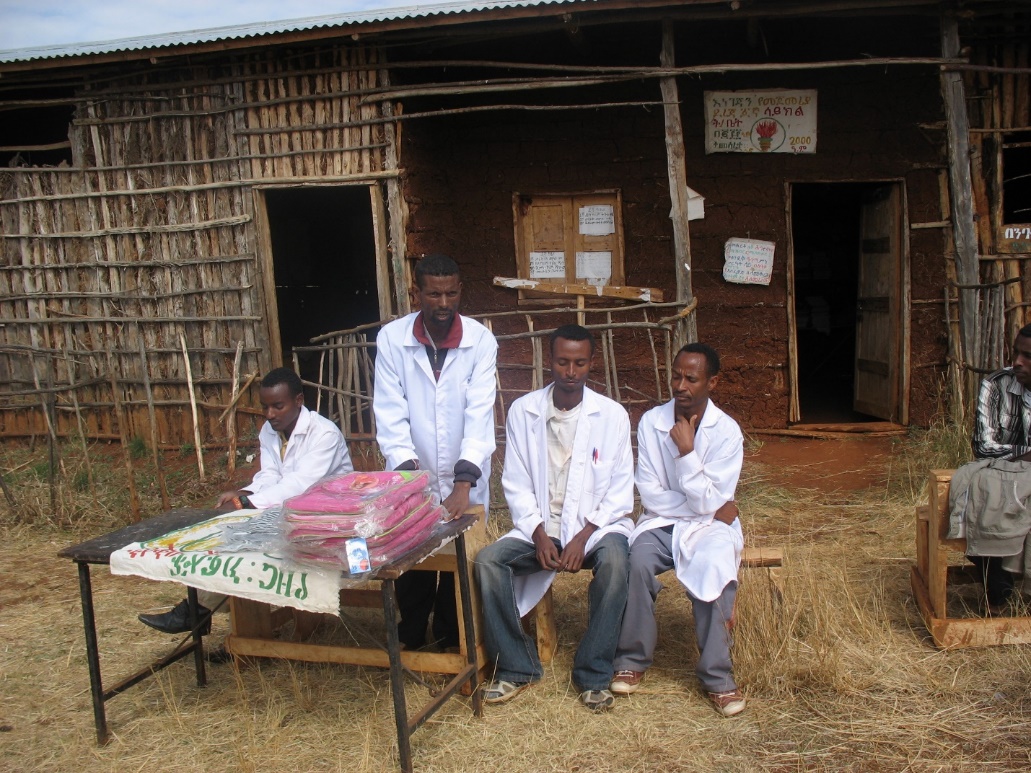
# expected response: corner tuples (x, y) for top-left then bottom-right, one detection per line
(0, 0), (591, 64)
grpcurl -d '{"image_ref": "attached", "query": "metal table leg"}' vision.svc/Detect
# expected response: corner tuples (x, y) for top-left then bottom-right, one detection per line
(76, 561), (109, 744)
(186, 586), (208, 687)
(381, 578), (413, 773)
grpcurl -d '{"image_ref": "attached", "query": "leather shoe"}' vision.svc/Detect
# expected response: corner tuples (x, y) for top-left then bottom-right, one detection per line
(138, 599), (212, 635)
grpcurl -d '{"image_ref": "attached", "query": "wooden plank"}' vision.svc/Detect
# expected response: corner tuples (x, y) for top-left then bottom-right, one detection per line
(493, 276), (663, 302)
(741, 546), (783, 568)
(534, 587), (558, 663)
(225, 634), (485, 674)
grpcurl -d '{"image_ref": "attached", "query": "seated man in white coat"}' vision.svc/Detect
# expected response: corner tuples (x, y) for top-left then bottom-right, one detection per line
(610, 343), (746, 717)
(139, 367), (352, 637)
(476, 324), (633, 712)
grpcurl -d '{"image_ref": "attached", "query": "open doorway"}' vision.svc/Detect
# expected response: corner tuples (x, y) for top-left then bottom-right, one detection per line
(263, 186), (382, 384)
(790, 182), (905, 424)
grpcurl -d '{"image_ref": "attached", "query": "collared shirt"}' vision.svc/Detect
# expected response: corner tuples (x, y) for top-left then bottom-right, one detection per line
(412, 312), (464, 381)
(545, 398), (582, 538)
(973, 367), (1031, 460)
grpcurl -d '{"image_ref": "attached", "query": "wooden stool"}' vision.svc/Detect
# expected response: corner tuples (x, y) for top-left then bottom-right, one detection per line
(912, 469), (1031, 648)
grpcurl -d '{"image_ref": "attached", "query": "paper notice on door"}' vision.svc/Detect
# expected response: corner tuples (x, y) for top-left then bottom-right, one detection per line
(578, 205), (615, 236)
(723, 238), (775, 285)
(576, 251), (612, 281)
(529, 251), (566, 279)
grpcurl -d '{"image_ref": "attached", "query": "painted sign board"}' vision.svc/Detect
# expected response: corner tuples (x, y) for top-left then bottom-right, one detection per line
(704, 89), (817, 154)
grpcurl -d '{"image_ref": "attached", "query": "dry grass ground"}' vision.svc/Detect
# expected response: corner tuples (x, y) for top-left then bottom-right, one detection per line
(2, 427), (1030, 772)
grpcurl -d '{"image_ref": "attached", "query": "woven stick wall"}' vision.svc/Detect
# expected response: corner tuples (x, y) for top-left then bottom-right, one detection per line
(0, 44), (396, 445)
(293, 300), (692, 469)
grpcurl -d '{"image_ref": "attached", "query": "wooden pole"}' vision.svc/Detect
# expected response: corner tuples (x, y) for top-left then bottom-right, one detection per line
(29, 352), (60, 516)
(940, 14), (981, 398)
(64, 349), (96, 497)
(138, 339), (170, 510)
(105, 345), (141, 522)
(227, 342), (243, 477)
(179, 333), (206, 482)
(660, 20), (697, 350)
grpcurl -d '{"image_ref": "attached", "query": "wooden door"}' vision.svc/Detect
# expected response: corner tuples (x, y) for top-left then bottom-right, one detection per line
(853, 185), (901, 420)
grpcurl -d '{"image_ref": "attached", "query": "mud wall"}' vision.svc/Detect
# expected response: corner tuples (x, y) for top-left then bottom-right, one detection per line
(399, 29), (950, 429)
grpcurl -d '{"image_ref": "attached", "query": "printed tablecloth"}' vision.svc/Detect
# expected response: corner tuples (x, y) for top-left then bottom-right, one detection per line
(110, 509), (345, 614)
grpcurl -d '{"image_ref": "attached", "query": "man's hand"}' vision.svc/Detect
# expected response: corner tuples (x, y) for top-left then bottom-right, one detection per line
(532, 525), (561, 571)
(669, 413), (699, 456)
(557, 523), (598, 573)
(217, 489), (250, 511)
(1017, 450), (1031, 462)
(713, 500), (739, 525)
(441, 481), (472, 521)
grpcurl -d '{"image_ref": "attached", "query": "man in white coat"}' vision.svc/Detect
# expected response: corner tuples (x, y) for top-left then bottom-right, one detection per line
(374, 254), (498, 649)
(476, 324), (633, 712)
(610, 343), (746, 717)
(139, 367), (352, 639)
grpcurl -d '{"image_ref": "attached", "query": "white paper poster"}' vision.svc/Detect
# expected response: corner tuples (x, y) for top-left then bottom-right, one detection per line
(704, 90), (817, 154)
(529, 251), (566, 279)
(723, 238), (775, 285)
(576, 251), (612, 281)
(578, 205), (615, 236)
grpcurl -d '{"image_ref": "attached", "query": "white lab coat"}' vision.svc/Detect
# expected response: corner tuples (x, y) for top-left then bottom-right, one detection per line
(631, 398), (744, 602)
(373, 312), (498, 507)
(501, 385), (635, 616)
(247, 406), (353, 509)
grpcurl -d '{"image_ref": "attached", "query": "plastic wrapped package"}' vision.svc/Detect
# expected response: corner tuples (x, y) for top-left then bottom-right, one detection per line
(279, 469), (447, 571)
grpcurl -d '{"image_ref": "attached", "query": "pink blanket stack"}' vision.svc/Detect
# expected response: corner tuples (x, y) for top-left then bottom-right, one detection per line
(282, 471), (446, 568)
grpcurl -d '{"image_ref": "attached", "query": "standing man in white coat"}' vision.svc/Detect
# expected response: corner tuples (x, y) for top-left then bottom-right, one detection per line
(373, 254), (498, 650)
(476, 324), (633, 712)
(610, 343), (746, 717)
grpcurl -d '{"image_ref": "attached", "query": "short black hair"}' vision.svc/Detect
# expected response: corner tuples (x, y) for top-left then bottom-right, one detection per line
(414, 254), (460, 288)
(261, 367), (304, 396)
(1019, 323), (1031, 340)
(677, 342), (720, 377)
(550, 323), (595, 355)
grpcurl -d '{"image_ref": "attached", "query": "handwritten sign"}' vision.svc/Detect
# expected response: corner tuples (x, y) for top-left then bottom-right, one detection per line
(704, 90), (817, 154)
(110, 510), (345, 614)
(723, 238), (775, 285)
(578, 205), (615, 236)
(529, 251), (566, 279)
(576, 251), (612, 281)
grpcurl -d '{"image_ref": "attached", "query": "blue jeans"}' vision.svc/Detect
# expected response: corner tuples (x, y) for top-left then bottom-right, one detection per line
(474, 532), (630, 691)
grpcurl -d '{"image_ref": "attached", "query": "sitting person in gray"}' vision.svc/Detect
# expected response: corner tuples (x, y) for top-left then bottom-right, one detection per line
(949, 323), (1031, 612)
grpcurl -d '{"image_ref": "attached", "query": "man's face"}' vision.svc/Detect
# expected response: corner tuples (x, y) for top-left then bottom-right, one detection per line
(549, 337), (593, 398)
(260, 383), (304, 436)
(670, 351), (718, 418)
(1014, 335), (1031, 389)
(413, 274), (462, 329)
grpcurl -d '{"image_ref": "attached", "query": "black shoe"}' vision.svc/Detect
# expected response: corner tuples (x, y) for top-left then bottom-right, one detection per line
(138, 599), (212, 635)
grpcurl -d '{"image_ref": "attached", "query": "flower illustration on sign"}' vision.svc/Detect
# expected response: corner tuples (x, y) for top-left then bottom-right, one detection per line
(753, 119), (783, 152)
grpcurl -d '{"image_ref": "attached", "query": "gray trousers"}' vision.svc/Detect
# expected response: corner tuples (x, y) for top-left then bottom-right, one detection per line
(613, 525), (738, 693)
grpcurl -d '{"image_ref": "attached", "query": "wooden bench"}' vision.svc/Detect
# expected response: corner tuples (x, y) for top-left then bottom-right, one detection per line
(911, 469), (1031, 648)
(529, 544), (784, 662)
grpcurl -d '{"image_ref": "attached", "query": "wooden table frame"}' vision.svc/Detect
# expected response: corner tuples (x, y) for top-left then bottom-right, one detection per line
(227, 510), (485, 773)
(58, 508), (217, 744)
(912, 469), (1031, 648)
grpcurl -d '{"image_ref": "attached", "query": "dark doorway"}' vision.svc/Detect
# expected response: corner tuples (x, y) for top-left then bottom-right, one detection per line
(264, 186), (381, 384)
(791, 183), (886, 424)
